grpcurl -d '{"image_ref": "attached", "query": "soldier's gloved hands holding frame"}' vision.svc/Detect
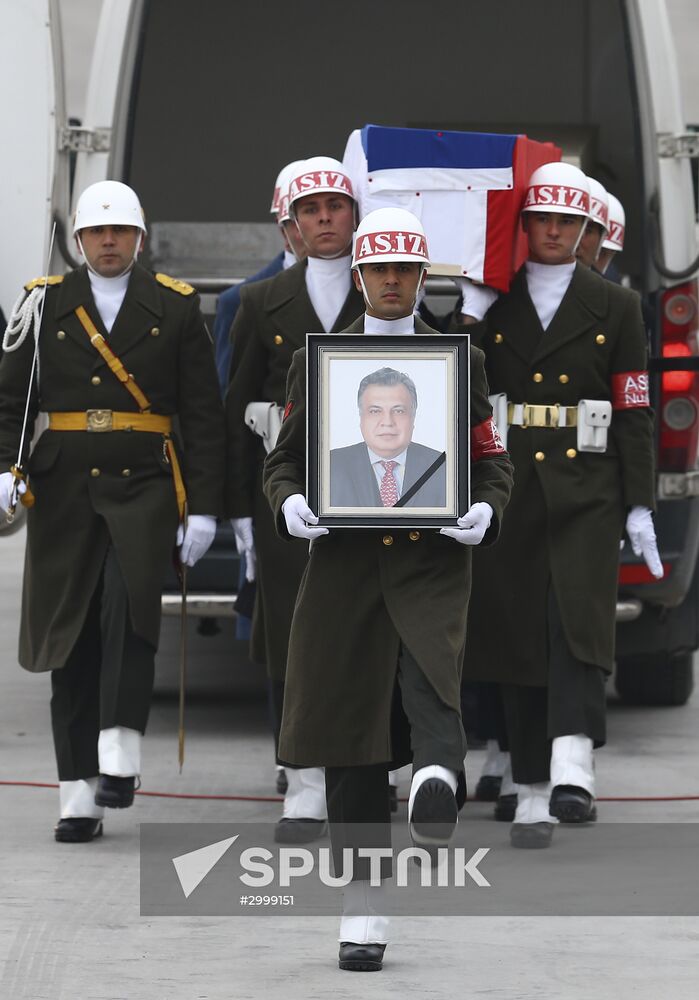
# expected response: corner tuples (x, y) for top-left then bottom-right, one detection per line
(440, 502), (493, 545)
(282, 494), (329, 540)
(625, 506), (664, 579)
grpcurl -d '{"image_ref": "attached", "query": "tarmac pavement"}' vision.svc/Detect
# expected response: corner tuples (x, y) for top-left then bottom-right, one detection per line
(1, 524), (699, 999)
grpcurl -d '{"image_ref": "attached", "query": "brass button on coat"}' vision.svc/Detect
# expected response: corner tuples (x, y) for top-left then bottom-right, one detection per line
(150, 326), (160, 337)
(274, 335), (283, 345)
(534, 451), (545, 462)
(382, 535), (394, 546)
(57, 330), (66, 340)
(409, 531), (421, 542)
(121, 468), (132, 477)
(559, 374), (569, 384)
(596, 333), (606, 345)
(494, 333), (504, 344)
(91, 375), (101, 386)
(533, 372), (543, 383)
(90, 468), (101, 478)
(566, 449), (577, 459)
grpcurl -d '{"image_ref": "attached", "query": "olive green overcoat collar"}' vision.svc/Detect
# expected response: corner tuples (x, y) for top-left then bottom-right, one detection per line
(342, 314), (439, 336)
(262, 260), (364, 346)
(53, 264), (164, 361)
(495, 262), (609, 365)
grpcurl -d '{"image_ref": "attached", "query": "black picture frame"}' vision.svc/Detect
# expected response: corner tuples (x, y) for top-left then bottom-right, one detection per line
(306, 333), (470, 528)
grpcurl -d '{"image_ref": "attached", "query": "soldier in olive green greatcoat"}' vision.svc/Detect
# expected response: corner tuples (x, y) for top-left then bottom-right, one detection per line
(264, 208), (513, 972)
(225, 157), (364, 842)
(0, 181), (224, 842)
(454, 162), (660, 848)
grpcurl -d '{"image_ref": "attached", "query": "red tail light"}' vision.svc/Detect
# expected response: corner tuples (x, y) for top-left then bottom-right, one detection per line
(658, 280), (699, 472)
(618, 562), (671, 585)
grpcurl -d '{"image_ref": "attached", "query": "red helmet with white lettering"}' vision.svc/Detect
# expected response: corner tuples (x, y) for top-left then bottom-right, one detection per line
(288, 156), (355, 215)
(274, 160), (306, 224)
(351, 208), (430, 269)
(522, 162), (591, 219)
(602, 194), (625, 251)
(586, 177), (610, 233)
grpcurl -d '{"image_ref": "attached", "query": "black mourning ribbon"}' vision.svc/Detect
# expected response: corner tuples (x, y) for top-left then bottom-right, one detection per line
(393, 451), (447, 508)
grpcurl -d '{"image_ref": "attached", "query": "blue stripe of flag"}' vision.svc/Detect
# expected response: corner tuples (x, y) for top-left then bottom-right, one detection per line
(360, 124), (517, 171)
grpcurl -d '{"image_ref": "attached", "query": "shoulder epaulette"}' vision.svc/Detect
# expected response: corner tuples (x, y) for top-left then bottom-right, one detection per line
(24, 275), (64, 292)
(155, 273), (196, 296)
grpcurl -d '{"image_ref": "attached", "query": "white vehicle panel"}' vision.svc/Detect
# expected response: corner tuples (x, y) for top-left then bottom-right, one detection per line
(0, 0), (64, 314)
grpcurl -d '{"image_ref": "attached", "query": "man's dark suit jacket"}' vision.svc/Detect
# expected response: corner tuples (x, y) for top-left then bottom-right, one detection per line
(329, 440), (446, 507)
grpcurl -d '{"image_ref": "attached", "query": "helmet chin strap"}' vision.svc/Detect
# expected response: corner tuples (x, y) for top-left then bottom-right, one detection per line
(76, 233), (141, 279)
(280, 221), (302, 263)
(572, 219), (588, 256)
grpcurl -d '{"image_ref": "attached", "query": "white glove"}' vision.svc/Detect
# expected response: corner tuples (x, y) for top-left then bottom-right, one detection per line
(231, 516), (256, 582)
(281, 494), (329, 540)
(440, 501), (493, 545)
(454, 278), (499, 321)
(625, 506), (663, 579)
(176, 514), (217, 567)
(0, 471), (26, 513)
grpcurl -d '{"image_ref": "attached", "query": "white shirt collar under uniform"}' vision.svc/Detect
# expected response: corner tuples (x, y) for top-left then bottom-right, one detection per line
(88, 269), (131, 334)
(524, 260), (576, 331)
(305, 254), (352, 333)
(283, 250), (297, 270)
(363, 312), (416, 336)
(366, 446), (408, 494)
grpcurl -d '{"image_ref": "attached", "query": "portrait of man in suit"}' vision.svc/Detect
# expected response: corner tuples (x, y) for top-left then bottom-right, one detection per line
(329, 366), (446, 508)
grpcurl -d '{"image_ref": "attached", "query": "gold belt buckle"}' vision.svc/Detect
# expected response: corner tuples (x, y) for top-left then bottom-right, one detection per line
(522, 403), (560, 428)
(86, 409), (113, 432)
(543, 404), (560, 427)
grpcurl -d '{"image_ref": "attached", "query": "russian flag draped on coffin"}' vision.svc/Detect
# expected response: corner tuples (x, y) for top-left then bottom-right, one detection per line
(343, 125), (560, 292)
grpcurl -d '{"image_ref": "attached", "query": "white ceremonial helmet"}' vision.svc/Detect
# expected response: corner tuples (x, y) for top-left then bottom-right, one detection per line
(586, 176), (610, 234)
(73, 180), (147, 235)
(287, 156), (355, 215)
(602, 193), (626, 251)
(351, 207), (430, 269)
(351, 207), (429, 313)
(275, 160), (307, 224)
(522, 161), (591, 219)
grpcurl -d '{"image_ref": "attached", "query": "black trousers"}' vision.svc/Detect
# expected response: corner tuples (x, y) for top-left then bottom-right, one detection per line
(325, 642), (466, 881)
(462, 681), (508, 748)
(500, 587), (606, 785)
(50, 547), (156, 780)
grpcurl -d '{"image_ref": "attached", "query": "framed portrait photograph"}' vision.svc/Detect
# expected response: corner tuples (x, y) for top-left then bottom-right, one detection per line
(307, 334), (471, 528)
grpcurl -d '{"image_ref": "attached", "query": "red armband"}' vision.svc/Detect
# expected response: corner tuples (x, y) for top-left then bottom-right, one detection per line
(471, 417), (506, 460)
(283, 400), (294, 421)
(611, 371), (649, 409)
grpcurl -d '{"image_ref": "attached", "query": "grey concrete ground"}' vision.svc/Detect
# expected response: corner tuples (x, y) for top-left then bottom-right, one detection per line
(1, 525), (699, 999)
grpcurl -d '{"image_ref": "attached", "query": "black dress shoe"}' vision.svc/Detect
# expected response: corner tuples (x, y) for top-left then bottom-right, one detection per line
(494, 792), (518, 822)
(410, 778), (458, 846)
(338, 942), (386, 971)
(54, 818), (104, 843)
(475, 774), (502, 802)
(549, 785), (596, 823)
(510, 822), (554, 849)
(389, 785), (398, 813)
(274, 817), (327, 844)
(95, 774), (136, 809)
(276, 770), (288, 795)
